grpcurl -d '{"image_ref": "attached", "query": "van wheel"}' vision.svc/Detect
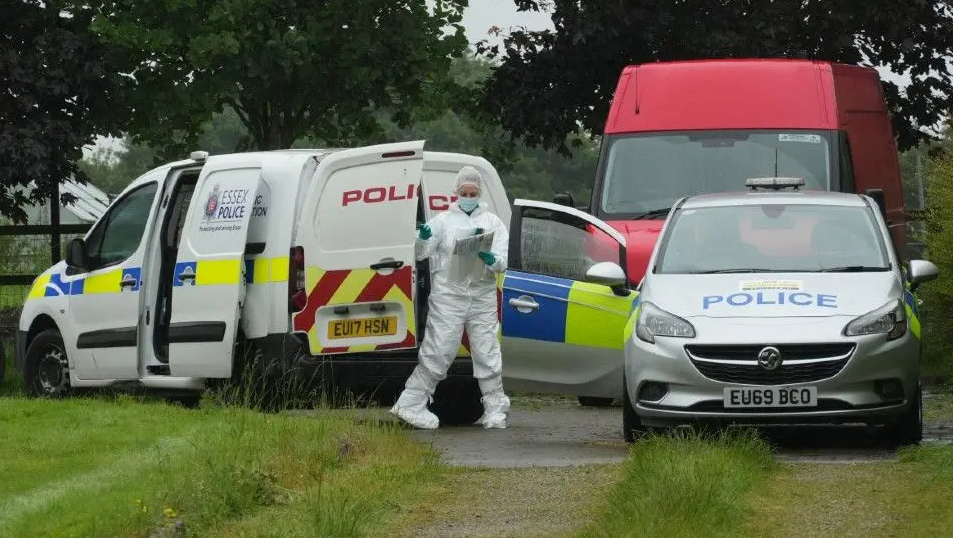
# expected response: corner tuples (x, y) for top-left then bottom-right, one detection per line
(884, 383), (923, 447)
(578, 396), (614, 408)
(622, 376), (648, 443)
(24, 328), (70, 398)
(429, 378), (483, 426)
(0, 341), (6, 391)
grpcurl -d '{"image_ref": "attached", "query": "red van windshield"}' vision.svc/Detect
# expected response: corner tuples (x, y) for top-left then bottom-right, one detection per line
(597, 130), (836, 218)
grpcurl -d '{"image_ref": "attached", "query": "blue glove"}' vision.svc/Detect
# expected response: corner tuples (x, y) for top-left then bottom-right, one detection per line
(474, 227), (484, 235)
(418, 224), (432, 240)
(477, 251), (496, 266)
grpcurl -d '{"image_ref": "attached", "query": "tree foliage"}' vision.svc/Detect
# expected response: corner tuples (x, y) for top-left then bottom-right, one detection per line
(0, 1), (126, 222)
(478, 1), (953, 154)
(81, 0), (470, 158)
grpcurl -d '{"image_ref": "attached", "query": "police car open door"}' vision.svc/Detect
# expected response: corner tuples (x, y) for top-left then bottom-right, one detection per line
(291, 141), (423, 355)
(501, 200), (637, 399)
(167, 160), (261, 378)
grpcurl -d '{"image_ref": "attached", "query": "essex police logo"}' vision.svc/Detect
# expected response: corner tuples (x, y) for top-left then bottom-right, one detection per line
(204, 184), (221, 220)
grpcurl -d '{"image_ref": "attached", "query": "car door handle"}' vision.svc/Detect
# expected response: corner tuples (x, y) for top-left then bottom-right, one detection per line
(120, 277), (137, 289)
(370, 260), (404, 270)
(509, 297), (539, 311)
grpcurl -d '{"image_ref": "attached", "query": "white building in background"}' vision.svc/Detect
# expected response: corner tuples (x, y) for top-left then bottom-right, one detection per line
(14, 177), (111, 226)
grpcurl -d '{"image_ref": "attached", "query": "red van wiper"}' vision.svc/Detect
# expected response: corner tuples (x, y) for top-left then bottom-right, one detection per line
(632, 208), (672, 220)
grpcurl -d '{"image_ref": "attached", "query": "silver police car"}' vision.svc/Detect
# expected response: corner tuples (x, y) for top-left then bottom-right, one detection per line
(624, 178), (939, 446)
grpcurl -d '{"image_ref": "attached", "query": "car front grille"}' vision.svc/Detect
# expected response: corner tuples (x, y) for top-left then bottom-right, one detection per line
(684, 343), (854, 385)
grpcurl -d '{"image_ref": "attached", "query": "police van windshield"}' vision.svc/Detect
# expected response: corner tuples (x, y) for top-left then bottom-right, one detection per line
(598, 130), (833, 218)
(654, 203), (890, 274)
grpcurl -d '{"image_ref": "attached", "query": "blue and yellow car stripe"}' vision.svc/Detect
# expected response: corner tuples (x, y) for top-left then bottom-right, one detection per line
(501, 271), (638, 350)
(26, 256), (290, 300)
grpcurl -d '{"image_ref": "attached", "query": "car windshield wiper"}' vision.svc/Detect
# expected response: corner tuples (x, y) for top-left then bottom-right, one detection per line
(818, 265), (890, 273)
(689, 268), (777, 274)
(632, 208), (672, 220)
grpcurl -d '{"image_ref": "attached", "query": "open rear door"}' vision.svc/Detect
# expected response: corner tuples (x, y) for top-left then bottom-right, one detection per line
(168, 159), (261, 378)
(292, 141), (423, 354)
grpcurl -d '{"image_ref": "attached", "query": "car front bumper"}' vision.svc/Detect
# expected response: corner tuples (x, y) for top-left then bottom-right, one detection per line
(624, 319), (920, 428)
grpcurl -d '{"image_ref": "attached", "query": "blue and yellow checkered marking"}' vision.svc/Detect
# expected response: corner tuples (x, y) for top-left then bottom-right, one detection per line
(903, 288), (921, 339)
(501, 270), (637, 349)
(27, 267), (143, 299)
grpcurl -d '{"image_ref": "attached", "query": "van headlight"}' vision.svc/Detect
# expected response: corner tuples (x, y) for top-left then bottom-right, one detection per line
(843, 299), (907, 340)
(636, 301), (696, 344)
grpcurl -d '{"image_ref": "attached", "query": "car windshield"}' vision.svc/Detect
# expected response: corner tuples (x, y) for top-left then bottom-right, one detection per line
(598, 130), (833, 217)
(654, 203), (890, 274)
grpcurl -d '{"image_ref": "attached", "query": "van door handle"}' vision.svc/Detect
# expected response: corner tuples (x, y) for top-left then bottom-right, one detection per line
(370, 260), (404, 270)
(509, 297), (539, 312)
(120, 277), (137, 290)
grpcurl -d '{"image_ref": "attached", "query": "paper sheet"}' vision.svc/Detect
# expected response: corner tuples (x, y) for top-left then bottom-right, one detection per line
(448, 230), (494, 282)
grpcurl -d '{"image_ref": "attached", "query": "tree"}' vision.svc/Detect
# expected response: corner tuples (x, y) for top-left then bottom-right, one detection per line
(0, 1), (126, 222)
(82, 0), (470, 159)
(477, 1), (953, 155)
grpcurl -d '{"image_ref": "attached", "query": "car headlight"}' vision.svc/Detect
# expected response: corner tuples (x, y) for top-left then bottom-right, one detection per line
(843, 299), (907, 340)
(635, 301), (696, 344)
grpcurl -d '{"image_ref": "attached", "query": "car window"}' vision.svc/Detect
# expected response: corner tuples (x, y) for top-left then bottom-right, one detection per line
(655, 203), (889, 274)
(519, 207), (622, 280)
(86, 183), (158, 270)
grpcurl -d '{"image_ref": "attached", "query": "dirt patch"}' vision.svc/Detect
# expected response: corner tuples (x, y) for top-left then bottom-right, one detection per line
(393, 464), (620, 538)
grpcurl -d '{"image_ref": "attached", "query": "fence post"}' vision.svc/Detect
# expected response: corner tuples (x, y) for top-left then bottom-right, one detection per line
(50, 189), (61, 265)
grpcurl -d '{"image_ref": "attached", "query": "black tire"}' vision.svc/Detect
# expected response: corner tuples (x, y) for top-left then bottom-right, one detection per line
(578, 396), (614, 408)
(884, 383), (923, 447)
(23, 328), (70, 398)
(429, 377), (484, 426)
(165, 394), (202, 409)
(0, 340), (6, 391)
(622, 376), (648, 443)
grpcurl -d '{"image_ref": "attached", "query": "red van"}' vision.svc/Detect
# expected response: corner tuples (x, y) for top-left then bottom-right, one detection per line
(560, 59), (908, 286)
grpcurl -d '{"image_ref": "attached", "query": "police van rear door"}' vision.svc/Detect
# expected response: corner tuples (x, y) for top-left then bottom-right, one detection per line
(291, 141), (424, 355)
(167, 158), (262, 378)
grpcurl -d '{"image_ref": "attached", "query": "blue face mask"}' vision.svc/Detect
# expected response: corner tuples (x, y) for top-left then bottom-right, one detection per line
(458, 196), (480, 212)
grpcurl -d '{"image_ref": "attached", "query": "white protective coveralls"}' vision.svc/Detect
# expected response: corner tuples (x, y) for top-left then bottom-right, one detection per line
(389, 166), (511, 430)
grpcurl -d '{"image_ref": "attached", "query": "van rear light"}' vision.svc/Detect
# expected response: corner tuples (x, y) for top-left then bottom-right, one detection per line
(289, 246), (306, 313)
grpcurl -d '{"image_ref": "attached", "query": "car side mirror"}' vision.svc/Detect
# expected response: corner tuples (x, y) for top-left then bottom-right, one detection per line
(553, 192), (575, 208)
(585, 261), (630, 295)
(865, 188), (888, 223)
(907, 259), (939, 292)
(65, 238), (88, 272)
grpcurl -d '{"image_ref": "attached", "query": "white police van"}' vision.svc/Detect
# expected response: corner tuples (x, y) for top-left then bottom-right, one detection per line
(14, 140), (640, 423)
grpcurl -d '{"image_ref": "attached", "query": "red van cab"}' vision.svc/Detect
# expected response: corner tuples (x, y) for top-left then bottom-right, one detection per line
(560, 59), (908, 286)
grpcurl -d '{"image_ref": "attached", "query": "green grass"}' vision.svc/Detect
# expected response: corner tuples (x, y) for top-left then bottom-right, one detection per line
(0, 395), (443, 538)
(575, 430), (775, 538)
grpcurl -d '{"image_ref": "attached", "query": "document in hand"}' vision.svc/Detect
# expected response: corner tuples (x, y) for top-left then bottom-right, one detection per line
(449, 229), (495, 282)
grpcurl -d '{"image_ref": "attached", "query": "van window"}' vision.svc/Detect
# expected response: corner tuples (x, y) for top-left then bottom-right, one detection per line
(654, 203), (890, 274)
(598, 130), (835, 217)
(85, 182), (159, 270)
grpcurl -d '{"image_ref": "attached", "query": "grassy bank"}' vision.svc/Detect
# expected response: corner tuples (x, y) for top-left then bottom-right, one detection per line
(575, 430), (775, 538)
(0, 396), (442, 538)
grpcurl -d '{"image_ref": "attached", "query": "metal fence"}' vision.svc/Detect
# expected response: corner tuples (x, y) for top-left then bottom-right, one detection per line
(0, 223), (90, 337)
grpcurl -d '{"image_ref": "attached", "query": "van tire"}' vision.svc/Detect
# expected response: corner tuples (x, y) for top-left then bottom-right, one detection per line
(429, 378), (483, 426)
(0, 341), (6, 391)
(24, 328), (70, 398)
(578, 396), (614, 408)
(884, 383), (922, 447)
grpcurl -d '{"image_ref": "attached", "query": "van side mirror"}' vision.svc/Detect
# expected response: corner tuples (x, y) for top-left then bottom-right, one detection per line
(553, 192), (575, 208)
(908, 259), (939, 292)
(585, 261), (630, 296)
(65, 238), (88, 272)
(865, 188), (888, 223)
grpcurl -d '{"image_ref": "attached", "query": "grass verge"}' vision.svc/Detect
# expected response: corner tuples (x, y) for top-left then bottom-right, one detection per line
(575, 430), (775, 538)
(0, 395), (442, 538)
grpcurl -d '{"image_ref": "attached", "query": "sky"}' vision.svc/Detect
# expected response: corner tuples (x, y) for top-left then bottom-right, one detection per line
(88, 1), (922, 156)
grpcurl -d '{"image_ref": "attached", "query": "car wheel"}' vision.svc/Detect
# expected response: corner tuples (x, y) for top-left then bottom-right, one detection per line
(578, 396), (614, 408)
(24, 328), (70, 398)
(430, 377), (483, 426)
(622, 376), (648, 443)
(884, 383), (923, 447)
